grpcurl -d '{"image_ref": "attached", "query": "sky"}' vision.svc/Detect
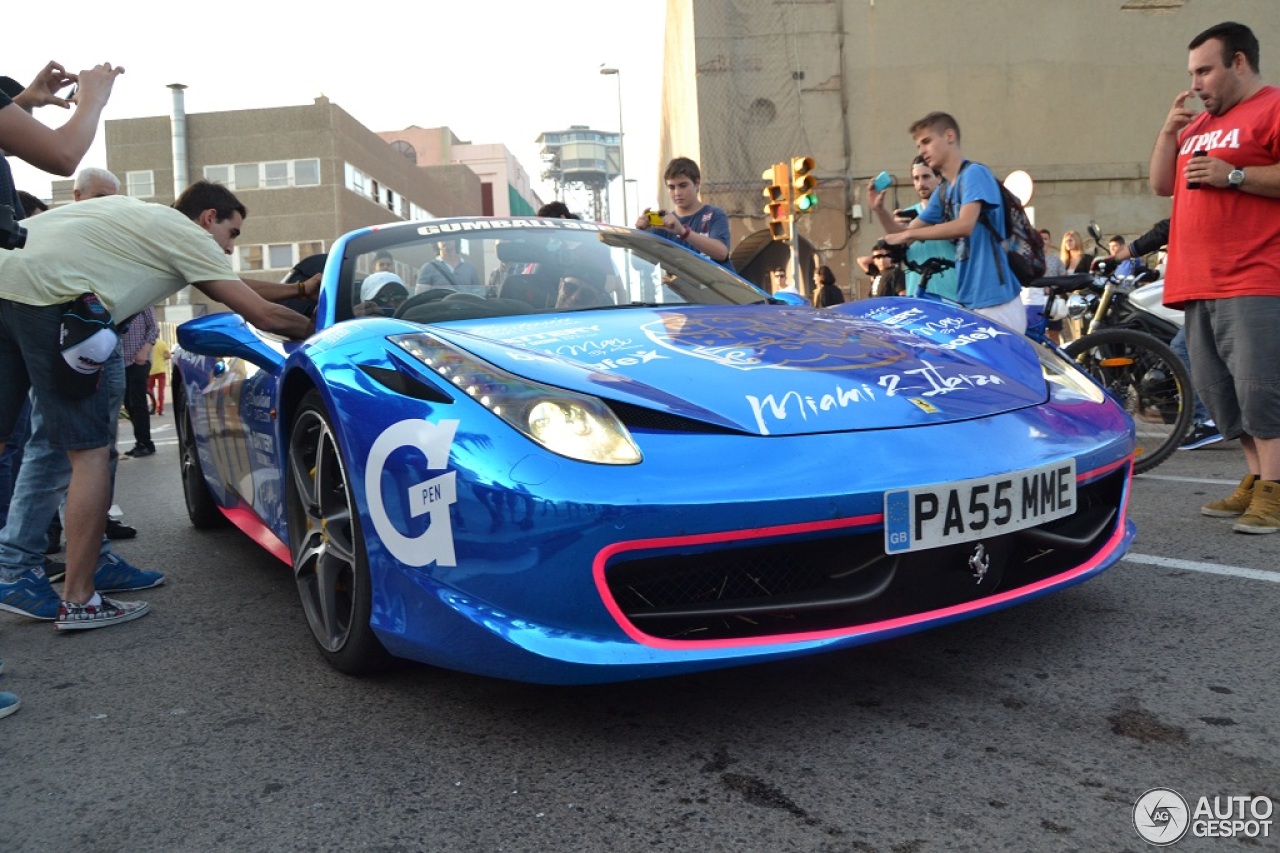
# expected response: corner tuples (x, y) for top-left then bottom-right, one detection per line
(7, 1), (668, 223)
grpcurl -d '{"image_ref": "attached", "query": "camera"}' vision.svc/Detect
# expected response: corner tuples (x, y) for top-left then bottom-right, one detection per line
(0, 205), (27, 251)
(893, 208), (919, 221)
(647, 210), (666, 227)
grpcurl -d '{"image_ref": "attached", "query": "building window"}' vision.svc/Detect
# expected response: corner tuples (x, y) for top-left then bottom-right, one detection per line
(267, 244), (294, 269)
(345, 162), (369, 198)
(126, 170), (155, 198)
(264, 162), (290, 189)
(295, 159), (320, 186)
(298, 240), (325, 259)
(205, 159), (323, 191)
(237, 245), (264, 272)
(234, 163), (259, 190)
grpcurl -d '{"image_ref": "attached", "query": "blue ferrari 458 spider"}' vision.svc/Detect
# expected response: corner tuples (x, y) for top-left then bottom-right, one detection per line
(173, 217), (1136, 684)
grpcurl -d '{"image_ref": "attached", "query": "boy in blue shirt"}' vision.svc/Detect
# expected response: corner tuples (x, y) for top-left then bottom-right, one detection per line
(882, 112), (1024, 332)
(637, 157), (735, 272)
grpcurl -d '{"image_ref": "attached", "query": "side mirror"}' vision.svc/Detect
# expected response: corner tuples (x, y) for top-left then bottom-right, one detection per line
(1087, 222), (1103, 245)
(176, 312), (285, 373)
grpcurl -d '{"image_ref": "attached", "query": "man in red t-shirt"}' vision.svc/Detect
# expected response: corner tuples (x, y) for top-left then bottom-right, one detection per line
(1151, 21), (1280, 534)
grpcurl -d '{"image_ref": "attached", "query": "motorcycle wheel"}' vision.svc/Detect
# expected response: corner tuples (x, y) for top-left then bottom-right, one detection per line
(1065, 327), (1193, 475)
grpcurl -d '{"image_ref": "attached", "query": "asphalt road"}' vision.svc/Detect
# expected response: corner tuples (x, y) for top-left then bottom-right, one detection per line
(1, 412), (1276, 852)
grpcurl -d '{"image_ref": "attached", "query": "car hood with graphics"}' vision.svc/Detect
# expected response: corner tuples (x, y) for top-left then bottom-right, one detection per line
(424, 300), (1046, 437)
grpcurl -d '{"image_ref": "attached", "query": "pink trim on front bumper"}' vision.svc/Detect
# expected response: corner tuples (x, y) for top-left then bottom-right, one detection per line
(593, 457), (1132, 651)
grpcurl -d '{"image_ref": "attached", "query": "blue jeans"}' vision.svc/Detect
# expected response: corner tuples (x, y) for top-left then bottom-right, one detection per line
(0, 351), (122, 582)
(1169, 326), (1210, 425)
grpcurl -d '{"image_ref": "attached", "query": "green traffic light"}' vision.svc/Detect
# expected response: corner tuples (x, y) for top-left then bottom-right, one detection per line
(795, 193), (817, 211)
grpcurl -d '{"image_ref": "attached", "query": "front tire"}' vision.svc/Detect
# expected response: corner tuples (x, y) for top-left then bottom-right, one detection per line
(286, 390), (392, 675)
(1065, 328), (1193, 475)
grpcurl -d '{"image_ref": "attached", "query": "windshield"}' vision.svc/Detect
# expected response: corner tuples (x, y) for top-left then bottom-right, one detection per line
(335, 218), (766, 324)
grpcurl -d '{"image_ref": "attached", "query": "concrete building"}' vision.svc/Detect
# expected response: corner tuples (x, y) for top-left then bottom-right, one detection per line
(659, 0), (1280, 298)
(72, 95), (539, 318)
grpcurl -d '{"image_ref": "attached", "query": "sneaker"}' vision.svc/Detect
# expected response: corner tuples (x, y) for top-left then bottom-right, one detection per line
(1233, 480), (1280, 534)
(1179, 422), (1224, 451)
(0, 691), (18, 719)
(0, 567), (59, 620)
(93, 553), (165, 593)
(55, 594), (149, 631)
(124, 445), (156, 458)
(1202, 473), (1256, 518)
(105, 519), (138, 540)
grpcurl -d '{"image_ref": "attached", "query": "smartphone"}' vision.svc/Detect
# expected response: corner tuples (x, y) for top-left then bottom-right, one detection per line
(894, 208), (919, 221)
(1187, 150), (1208, 190)
(647, 210), (666, 227)
(873, 171), (893, 192)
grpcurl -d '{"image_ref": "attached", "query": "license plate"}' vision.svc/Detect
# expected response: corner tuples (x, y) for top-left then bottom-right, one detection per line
(884, 460), (1077, 554)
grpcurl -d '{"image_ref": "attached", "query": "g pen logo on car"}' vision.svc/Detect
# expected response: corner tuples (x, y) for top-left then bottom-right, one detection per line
(365, 419), (460, 567)
(1133, 788), (1190, 846)
(907, 397), (939, 414)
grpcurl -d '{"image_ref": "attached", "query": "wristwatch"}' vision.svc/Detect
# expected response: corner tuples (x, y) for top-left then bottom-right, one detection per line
(1228, 168), (1246, 188)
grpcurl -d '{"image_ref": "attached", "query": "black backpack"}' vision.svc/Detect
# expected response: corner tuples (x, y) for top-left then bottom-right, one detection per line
(957, 162), (1047, 287)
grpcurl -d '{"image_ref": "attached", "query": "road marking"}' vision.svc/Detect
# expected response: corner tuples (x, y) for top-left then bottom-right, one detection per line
(1124, 552), (1280, 583)
(1136, 474), (1238, 485)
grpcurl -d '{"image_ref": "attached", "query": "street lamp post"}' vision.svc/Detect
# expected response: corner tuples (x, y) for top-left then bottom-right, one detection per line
(600, 66), (628, 225)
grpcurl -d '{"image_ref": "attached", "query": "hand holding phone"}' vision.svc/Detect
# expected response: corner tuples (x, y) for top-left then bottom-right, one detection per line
(647, 210), (666, 227)
(893, 208), (918, 221)
(1187, 150), (1208, 190)
(872, 171), (893, 193)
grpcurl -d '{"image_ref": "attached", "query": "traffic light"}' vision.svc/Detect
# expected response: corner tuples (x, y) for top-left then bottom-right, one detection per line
(762, 162), (792, 242)
(792, 156), (817, 212)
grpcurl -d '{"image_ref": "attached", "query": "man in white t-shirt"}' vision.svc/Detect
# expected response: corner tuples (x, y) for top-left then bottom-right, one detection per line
(0, 181), (313, 632)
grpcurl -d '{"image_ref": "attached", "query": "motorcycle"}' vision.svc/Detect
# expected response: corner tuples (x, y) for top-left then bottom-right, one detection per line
(1064, 223), (1181, 343)
(1034, 235), (1191, 474)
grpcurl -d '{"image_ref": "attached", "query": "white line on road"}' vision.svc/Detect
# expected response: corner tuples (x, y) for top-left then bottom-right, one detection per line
(1124, 552), (1280, 583)
(1136, 474), (1238, 485)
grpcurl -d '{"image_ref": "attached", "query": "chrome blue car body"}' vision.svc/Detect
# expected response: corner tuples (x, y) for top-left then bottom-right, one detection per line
(173, 217), (1135, 683)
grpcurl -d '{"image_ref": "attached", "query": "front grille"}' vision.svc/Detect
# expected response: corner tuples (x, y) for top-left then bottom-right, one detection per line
(604, 467), (1127, 641)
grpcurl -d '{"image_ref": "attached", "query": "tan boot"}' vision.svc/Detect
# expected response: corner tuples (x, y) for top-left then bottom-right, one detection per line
(1202, 473), (1257, 517)
(1233, 480), (1280, 534)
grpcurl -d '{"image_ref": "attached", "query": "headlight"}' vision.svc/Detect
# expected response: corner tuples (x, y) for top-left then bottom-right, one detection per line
(1066, 293), (1094, 320)
(391, 333), (642, 465)
(1037, 342), (1105, 403)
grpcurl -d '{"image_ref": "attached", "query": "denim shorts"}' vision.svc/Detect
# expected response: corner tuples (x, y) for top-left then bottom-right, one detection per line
(0, 298), (122, 451)
(1184, 296), (1280, 441)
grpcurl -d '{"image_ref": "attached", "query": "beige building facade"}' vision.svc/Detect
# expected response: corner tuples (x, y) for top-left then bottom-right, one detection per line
(659, 0), (1279, 297)
(85, 97), (538, 318)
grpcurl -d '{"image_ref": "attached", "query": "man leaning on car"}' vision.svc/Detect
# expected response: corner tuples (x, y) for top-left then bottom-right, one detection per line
(0, 181), (316, 632)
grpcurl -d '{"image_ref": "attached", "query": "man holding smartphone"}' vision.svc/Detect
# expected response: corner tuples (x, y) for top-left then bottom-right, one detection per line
(1150, 21), (1280, 533)
(869, 155), (957, 302)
